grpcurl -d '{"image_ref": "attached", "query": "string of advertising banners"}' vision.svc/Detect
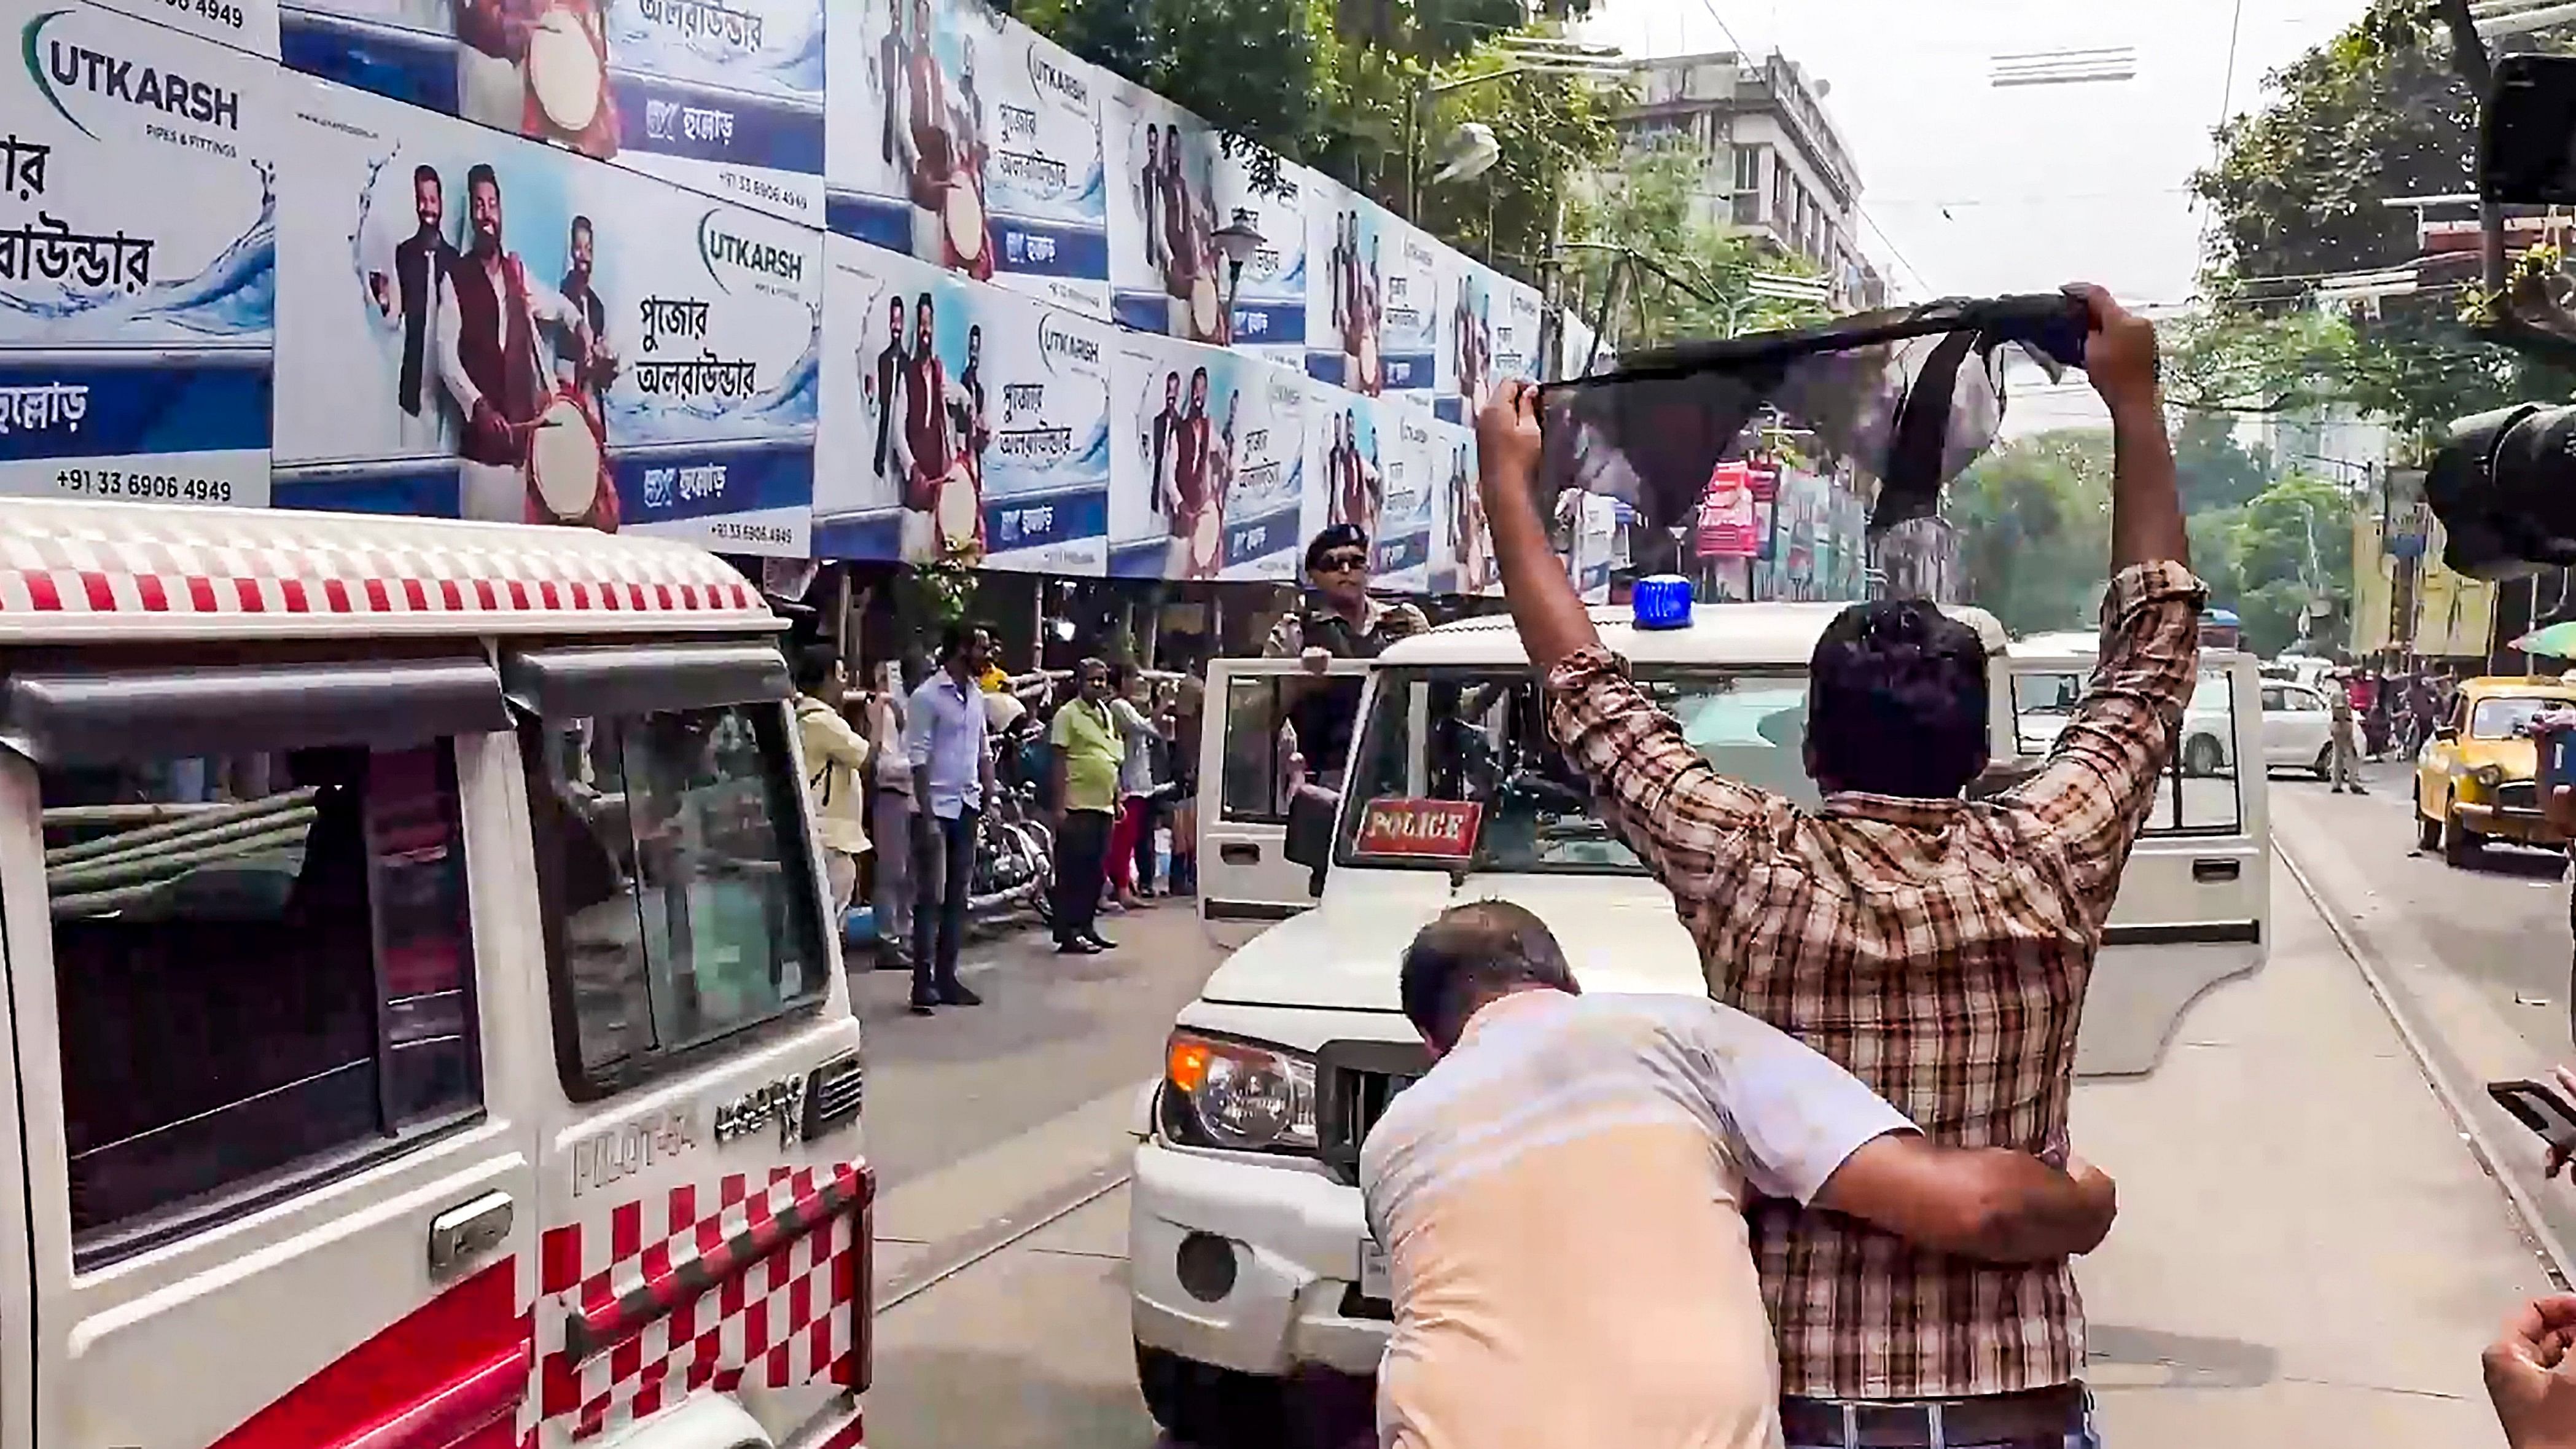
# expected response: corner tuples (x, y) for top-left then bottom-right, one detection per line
(9, 0), (1736, 587)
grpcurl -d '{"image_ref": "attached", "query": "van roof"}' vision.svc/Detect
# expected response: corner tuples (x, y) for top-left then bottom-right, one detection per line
(0, 498), (778, 644)
(1380, 601), (2013, 669)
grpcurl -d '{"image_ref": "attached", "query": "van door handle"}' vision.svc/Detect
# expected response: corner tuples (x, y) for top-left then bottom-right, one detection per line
(428, 1190), (513, 1278)
(1220, 844), (1261, 865)
(2192, 859), (2241, 883)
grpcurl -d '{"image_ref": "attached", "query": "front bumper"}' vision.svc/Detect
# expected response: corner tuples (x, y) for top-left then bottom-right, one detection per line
(2456, 800), (2564, 843)
(1128, 1135), (1389, 1377)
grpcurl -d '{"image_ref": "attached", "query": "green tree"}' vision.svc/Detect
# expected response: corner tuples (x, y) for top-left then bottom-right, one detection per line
(2173, 412), (2273, 515)
(1400, 39), (1623, 275)
(2223, 475), (2356, 657)
(1021, 0), (1615, 280)
(1020, 0), (1340, 184)
(1948, 431), (2115, 636)
(2187, 0), (2576, 437)
(1561, 144), (1831, 350)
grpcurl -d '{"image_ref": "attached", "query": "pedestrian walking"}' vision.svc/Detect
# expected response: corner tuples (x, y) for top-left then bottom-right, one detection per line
(1047, 657), (1124, 955)
(2330, 684), (2366, 794)
(793, 646), (872, 927)
(902, 625), (994, 1015)
(865, 657), (921, 970)
(1365, 902), (2116, 1449)
(1472, 285), (2190, 1447)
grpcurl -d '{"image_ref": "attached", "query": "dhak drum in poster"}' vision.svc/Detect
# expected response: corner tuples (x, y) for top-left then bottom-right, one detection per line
(1440, 257), (1494, 426)
(0, 2), (276, 508)
(813, 234), (946, 561)
(825, 0), (1107, 318)
(815, 236), (1106, 571)
(1308, 386), (1388, 555)
(1305, 179), (1438, 408)
(1106, 332), (1306, 582)
(1426, 420), (1486, 596)
(1103, 83), (1306, 365)
(276, 0), (825, 225)
(275, 78), (817, 553)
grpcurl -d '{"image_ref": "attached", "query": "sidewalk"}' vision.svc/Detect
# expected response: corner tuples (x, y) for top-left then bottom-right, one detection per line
(2072, 854), (2555, 1447)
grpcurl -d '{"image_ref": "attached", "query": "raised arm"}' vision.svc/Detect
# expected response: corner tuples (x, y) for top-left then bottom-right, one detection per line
(1478, 382), (1785, 910)
(1996, 287), (2207, 913)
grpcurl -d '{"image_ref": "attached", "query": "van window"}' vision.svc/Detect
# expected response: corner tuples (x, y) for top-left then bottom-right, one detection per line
(2152, 666), (2244, 835)
(43, 744), (478, 1257)
(1220, 674), (1366, 821)
(522, 704), (829, 1095)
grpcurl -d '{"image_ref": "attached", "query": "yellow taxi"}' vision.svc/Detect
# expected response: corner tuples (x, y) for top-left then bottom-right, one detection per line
(2414, 676), (2576, 864)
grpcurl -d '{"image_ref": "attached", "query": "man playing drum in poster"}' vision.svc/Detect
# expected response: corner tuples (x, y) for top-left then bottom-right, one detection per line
(1450, 439), (1491, 591)
(1194, 391), (1239, 580)
(454, 0), (620, 159)
(897, 292), (984, 563)
(899, 0), (994, 281)
(1165, 367), (1218, 579)
(436, 165), (609, 529)
(1335, 407), (1378, 537)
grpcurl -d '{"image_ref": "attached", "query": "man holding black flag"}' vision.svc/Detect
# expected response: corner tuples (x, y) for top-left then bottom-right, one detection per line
(1471, 284), (2198, 1449)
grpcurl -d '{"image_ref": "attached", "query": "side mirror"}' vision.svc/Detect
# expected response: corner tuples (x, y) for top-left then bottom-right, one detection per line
(2435, 725), (2459, 744)
(1283, 784), (1340, 892)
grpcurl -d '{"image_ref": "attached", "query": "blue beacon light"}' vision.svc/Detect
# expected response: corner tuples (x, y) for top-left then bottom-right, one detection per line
(1632, 574), (1695, 631)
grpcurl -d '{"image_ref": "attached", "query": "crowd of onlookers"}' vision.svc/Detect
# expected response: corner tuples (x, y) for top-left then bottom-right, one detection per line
(788, 622), (1209, 1013)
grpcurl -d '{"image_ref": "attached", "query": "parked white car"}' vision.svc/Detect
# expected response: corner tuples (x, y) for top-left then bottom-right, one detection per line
(1137, 600), (2273, 1445)
(2010, 666), (2336, 778)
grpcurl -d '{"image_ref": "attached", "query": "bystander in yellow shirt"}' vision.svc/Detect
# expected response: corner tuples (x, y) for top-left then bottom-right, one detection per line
(1050, 697), (1125, 815)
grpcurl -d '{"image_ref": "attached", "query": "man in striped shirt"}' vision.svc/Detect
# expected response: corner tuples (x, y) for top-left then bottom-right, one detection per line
(1473, 284), (2199, 1449)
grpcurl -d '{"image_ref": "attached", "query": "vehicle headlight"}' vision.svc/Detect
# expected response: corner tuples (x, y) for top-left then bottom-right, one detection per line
(1161, 1031), (1319, 1154)
(2472, 764), (2506, 791)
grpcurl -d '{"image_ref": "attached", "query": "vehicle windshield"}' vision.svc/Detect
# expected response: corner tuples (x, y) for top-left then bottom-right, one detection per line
(1335, 668), (1817, 875)
(2471, 696), (2570, 740)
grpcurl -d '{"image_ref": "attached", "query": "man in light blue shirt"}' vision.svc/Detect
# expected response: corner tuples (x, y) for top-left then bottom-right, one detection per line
(904, 623), (996, 1015)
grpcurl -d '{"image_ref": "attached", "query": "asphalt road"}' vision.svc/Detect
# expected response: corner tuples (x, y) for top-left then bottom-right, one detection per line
(854, 768), (2576, 1449)
(2265, 756), (2576, 1286)
(855, 899), (1219, 1449)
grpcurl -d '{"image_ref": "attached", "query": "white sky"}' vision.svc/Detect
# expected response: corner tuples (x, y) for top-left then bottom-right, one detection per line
(1578, 0), (2373, 435)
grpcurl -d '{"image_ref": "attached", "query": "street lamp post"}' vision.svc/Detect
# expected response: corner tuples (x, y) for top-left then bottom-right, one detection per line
(1401, 41), (1627, 219)
(1211, 210), (1265, 346)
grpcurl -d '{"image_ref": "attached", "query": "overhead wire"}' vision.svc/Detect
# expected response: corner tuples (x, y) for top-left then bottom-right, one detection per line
(2193, 0), (2251, 264)
(1685, 0), (1938, 298)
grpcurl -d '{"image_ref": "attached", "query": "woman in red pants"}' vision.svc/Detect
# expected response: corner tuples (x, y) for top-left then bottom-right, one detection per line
(1104, 668), (1164, 909)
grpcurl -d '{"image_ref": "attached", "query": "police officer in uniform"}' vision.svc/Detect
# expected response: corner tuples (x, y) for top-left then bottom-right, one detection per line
(1263, 523), (1428, 792)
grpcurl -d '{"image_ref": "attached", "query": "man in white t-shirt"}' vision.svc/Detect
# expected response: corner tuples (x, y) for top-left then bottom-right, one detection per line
(1362, 902), (2118, 1449)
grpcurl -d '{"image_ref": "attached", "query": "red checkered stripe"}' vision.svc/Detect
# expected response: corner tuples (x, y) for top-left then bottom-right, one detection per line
(538, 1164), (865, 1441)
(0, 505), (762, 621)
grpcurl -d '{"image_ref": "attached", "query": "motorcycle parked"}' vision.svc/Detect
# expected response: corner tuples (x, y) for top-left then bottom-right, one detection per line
(969, 706), (1055, 924)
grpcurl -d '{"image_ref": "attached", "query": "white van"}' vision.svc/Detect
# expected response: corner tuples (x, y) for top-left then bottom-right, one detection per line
(0, 499), (869, 1449)
(1133, 595), (2268, 1442)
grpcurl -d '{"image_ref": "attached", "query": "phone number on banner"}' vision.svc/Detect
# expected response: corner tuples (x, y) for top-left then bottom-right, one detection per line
(53, 467), (240, 506)
(706, 518), (800, 548)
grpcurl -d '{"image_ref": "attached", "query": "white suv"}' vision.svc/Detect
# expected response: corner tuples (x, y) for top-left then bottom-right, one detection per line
(1130, 597), (2272, 1445)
